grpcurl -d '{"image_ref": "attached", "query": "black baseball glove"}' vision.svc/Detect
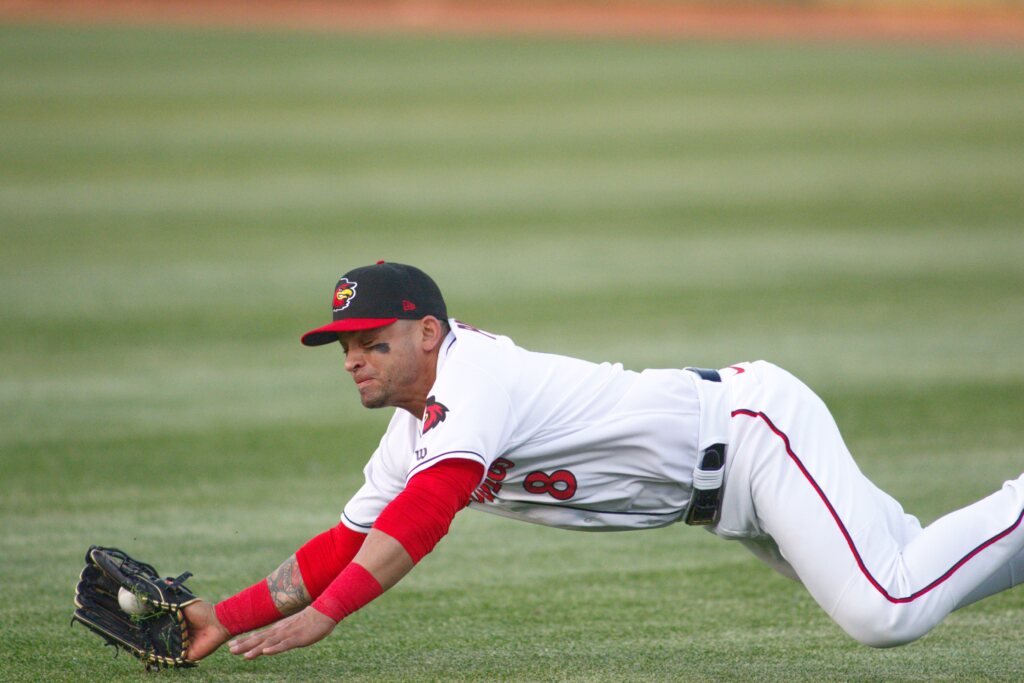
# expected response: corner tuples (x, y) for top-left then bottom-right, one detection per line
(72, 545), (200, 670)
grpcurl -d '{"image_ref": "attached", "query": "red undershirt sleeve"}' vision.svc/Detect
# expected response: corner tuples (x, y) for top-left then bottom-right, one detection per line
(295, 523), (368, 599)
(215, 524), (368, 636)
(309, 458), (485, 623)
(373, 457), (485, 563)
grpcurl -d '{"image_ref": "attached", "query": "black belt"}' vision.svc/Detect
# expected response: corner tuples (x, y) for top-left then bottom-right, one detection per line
(685, 367), (726, 526)
(687, 367), (721, 383)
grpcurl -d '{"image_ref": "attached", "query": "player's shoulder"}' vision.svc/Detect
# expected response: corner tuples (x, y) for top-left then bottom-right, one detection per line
(445, 320), (516, 359)
(439, 319), (520, 383)
(448, 320), (507, 344)
(379, 407), (418, 448)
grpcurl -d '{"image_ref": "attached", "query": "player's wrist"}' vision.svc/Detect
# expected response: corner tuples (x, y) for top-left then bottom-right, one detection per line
(215, 580), (283, 636)
(208, 603), (233, 642)
(182, 601), (233, 661)
(310, 562), (383, 623)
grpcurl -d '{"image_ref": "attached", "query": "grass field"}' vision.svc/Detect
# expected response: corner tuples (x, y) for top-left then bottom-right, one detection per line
(2, 22), (1024, 682)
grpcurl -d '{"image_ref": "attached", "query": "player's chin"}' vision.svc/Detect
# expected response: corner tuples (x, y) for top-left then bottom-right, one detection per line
(358, 386), (388, 409)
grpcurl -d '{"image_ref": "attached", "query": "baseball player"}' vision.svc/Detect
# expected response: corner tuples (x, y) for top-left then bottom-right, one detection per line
(181, 261), (1024, 661)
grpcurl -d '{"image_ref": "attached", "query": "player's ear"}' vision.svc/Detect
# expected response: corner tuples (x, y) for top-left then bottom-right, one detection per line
(419, 316), (445, 352)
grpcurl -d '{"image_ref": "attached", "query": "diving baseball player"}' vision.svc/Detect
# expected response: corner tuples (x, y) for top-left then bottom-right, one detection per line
(180, 261), (1024, 661)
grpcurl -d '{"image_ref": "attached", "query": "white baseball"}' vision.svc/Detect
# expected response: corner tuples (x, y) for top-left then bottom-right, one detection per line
(117, 586), (150, 616)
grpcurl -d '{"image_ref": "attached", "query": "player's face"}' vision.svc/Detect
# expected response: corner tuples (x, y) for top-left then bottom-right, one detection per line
(338, 321), (429, 412)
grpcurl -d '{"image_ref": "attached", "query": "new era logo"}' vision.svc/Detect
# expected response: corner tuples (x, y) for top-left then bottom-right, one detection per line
(402, 300), (416, 312)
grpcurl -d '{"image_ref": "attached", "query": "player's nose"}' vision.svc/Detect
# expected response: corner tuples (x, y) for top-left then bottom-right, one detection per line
(343, 348), (362, 373)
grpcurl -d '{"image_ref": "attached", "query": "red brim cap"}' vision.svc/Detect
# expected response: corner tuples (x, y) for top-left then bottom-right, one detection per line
(300, 318), (398, 346)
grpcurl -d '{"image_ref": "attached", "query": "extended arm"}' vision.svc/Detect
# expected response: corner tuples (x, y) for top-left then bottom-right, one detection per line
(227, 458), (484, 660)
(185, 522), (367, 660)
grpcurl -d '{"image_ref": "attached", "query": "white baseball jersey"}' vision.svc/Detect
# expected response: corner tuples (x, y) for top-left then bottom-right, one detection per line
(335, 317), (1024, 651)
(342, 320), (702, 532)
(339, 321), (1024, 647)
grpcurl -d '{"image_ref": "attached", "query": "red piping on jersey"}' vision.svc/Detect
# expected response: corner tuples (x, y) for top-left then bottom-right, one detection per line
(732, 408), (1024, 604)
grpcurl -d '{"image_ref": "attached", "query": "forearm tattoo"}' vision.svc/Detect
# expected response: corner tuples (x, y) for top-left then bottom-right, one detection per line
(266, 554), (312, 615)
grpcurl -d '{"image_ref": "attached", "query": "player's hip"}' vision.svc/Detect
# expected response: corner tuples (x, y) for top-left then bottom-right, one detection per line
(697, 360), (828, 539)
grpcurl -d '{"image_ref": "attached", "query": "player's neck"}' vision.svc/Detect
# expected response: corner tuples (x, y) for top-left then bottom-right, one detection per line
(395, 348), (440, 419)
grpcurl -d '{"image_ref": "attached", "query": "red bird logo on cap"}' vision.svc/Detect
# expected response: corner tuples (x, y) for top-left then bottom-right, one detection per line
(422, 396), (449, 435)
(333, 279), (357, 312)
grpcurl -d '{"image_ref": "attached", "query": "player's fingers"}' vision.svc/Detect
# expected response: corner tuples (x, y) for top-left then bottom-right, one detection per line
(230, 628), (278, 656)
(234, 640), (265, 658)
(228, 635), (260, 654)
(241, 634), (284, 659)
(245, 630), (302, 659)
(257, 638), (298, 656)
(247, 620), (328, 658)
(243, 646), (266, 660)
(229, 628), (266, 648)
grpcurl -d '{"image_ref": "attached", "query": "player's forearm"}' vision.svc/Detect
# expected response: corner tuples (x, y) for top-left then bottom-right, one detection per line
(307, 460), (483, 622)
(352, 529), (415, 590)
(226, 532), (423, 660)
(214, 554), (321, 635)
(216, 523), (367, 636)
(265, 554), (311, 615)
(227, 460), (479, 635)
(310, 529), (412, 621)
(263, 531), (415, 622)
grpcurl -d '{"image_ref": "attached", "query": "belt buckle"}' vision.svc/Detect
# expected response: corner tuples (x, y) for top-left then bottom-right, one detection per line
(684, 443), (726, 526)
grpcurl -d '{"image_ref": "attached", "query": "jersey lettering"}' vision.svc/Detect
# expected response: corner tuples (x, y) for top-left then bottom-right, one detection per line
(523, 470), (577, 501)
(472, 457), (514, 504)
(455, 320), (496, 339)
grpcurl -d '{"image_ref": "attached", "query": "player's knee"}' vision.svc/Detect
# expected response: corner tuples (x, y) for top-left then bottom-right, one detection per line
(832, 596), (932, 648)
(845, 622), (923, 649)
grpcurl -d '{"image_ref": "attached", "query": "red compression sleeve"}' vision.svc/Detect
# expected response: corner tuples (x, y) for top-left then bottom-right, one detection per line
(215, 581), (281, 637)
(310, 562), (383, 623)
(373, 458), (484, 563)
(295, 522), (368, 599)
(309, 460), (483, 624)
(215, 523), (367, 636)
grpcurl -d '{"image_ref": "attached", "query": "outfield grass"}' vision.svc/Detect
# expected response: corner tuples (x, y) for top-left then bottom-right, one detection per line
(2, 24), (1024, 681)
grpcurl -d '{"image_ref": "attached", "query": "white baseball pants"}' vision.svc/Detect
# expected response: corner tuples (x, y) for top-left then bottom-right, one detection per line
(710, 361), (1024, 647)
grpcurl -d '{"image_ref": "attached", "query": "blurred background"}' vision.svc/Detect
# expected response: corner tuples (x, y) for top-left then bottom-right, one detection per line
(2, 1), (1023, 680)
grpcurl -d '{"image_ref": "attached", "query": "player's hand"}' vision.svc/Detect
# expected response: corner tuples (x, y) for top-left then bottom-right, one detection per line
(228, 607), (337, 660)
(183, 600), (233, 661)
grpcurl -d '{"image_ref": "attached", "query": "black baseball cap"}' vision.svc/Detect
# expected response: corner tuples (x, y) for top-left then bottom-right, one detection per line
(301, 261), (448, 346)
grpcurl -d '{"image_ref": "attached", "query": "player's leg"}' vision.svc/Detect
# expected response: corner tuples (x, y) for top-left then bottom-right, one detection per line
(735, 536), (800, 582)
(955, 545), (1024, 609)
(726, 362), (1024, 647)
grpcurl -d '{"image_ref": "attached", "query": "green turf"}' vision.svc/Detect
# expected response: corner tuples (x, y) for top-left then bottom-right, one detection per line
(2, 23), (1024, 682)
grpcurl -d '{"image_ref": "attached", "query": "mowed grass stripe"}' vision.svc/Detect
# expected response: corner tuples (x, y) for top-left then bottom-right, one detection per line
(4, 53), (1022, 145)
(5, 102), (1024, 184)
(2, 28), (1021, 97)
(5, 56), (1022, 110)
(3, 147), (1021, 216)
(3, 30), (1023, 185)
